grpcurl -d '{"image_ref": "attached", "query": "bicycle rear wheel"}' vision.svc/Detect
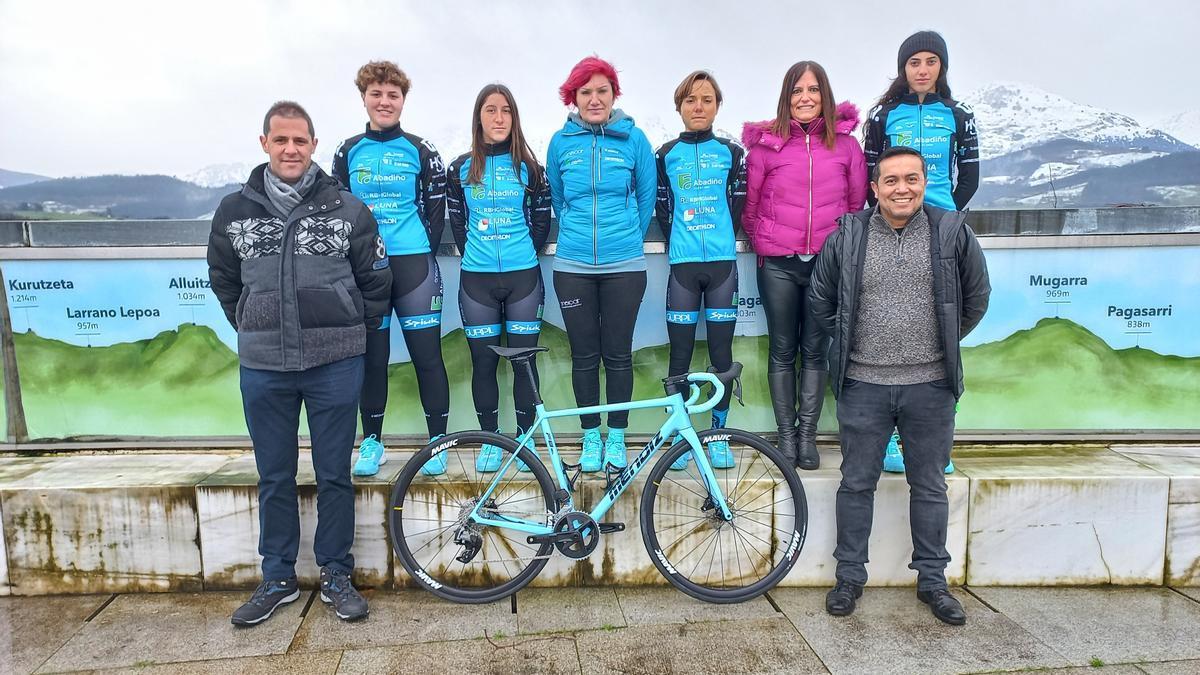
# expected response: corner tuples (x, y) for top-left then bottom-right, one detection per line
(640, 427), (807, 603)
(388, 430), (557, 603)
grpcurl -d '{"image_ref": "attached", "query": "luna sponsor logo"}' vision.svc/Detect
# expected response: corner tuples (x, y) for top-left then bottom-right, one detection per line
(477, 218), (489, 231)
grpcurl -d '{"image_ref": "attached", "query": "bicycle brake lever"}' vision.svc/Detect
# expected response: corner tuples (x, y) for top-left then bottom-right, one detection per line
(731, 375), (744, 407)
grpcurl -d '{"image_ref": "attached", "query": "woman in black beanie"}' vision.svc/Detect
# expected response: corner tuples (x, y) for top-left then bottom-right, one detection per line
(861, 30), (980, 474)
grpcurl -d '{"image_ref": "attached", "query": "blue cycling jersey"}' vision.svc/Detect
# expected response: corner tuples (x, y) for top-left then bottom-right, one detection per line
(333, 124), (447, 255)
(864, 93), (979, 211)
(655, 130), (746, 264)
(447, 141), (551, 273)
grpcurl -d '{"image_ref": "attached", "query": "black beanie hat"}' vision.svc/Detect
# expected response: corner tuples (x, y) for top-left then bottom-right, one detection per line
(897, 31), (948, 73)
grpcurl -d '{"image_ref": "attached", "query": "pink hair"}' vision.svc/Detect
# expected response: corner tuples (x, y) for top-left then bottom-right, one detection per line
(558, 56), (621, 107)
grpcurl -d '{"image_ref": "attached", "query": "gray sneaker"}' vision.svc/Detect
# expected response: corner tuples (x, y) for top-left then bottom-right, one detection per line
(231, 577), (300, 626)
(320, 567), (368, 621)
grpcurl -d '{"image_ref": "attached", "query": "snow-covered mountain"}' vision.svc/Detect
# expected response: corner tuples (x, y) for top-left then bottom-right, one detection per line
(1150, 110), (1200, 148)
(178, 162), (257, 188)
(962, 82), (1199, 208)
(965, 82), (1192, 160)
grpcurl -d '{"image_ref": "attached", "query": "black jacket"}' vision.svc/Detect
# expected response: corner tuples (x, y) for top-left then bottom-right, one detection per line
(207, 164), (392, 372)
(808, 204), (990, 399)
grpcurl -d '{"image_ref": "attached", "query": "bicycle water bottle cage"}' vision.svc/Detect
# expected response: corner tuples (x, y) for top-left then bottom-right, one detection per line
(602, 460), (626, 493)
(560, 460), (583, 493)
(707, 362), (745, 406)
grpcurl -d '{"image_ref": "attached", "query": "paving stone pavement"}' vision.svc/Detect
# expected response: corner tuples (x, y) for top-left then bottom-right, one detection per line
(5, 586), (1200, 674)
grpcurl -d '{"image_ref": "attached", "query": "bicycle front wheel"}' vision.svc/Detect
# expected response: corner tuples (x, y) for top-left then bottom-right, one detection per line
(388, 430), (557, 603)
(640, 427), (808, 603)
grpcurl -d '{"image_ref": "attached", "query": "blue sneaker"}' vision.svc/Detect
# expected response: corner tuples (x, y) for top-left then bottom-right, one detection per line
(944, 458), (955, 474)
(580, 428), (603, 472)
(604, 428), (628, 470)
(420, 434), (447, 476)
(476, 442), (503, 473)
(708, 439), (735, 469)
(882, 432), (905, 473)
(352, 435), (386, 477)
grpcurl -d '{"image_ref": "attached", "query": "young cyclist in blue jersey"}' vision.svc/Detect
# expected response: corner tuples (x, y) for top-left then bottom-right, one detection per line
(863, 32), (979, 475)
(447, 84), (551, 473)
(332, 61), (450, 476)
(654, 71), (746, 472)
(546, 56), (657, 473)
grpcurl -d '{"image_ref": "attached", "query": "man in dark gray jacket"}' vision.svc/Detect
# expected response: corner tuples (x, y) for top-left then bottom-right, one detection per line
(809, 145), (990, 625)
(208, 101), (391, 626)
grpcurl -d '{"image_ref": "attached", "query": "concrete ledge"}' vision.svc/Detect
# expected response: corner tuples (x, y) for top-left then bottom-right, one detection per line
(1112, 445), (1200, 586)
(196, 453), (403, 590)
(957, 445), (1170, 585)
(0, 454), (232, 594)
(0, 444), (1196, 595)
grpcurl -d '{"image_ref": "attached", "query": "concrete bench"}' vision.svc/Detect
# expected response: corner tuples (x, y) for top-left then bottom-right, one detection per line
(0, 443), (1196, 595)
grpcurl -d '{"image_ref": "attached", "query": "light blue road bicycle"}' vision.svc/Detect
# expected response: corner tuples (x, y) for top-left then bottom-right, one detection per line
(388, 346), (807, 604)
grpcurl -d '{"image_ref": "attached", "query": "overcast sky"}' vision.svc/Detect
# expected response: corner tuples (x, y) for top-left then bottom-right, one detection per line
(2, 0), (1196, 178)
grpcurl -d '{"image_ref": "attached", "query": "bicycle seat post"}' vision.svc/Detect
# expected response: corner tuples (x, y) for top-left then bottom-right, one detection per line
(515, 357), (543, 407)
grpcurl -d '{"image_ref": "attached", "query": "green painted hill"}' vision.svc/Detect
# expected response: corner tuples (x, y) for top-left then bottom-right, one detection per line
(960, 317), (1200, 428)
(5, 316), (1196, 439)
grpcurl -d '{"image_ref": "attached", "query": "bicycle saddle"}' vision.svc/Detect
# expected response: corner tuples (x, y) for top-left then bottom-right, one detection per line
(488, 345), (549, 360)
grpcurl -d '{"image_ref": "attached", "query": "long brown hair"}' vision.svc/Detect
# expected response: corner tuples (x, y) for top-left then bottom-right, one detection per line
(771, 61), (837, 150)
(467, 84), (542, 189)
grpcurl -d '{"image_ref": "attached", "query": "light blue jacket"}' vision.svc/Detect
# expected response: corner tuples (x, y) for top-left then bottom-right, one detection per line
(546, 111), (656, 269)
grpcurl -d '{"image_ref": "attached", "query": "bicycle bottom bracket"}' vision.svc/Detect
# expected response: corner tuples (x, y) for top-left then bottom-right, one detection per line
(552, 510), (600, 559)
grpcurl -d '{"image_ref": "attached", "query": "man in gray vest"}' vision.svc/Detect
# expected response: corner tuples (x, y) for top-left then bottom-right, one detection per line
(808, 145), (990, 625)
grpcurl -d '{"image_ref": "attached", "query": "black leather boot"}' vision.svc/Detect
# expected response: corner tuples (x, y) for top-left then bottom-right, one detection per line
(795, 368), (826, 470)
(767, 370), (798, 466)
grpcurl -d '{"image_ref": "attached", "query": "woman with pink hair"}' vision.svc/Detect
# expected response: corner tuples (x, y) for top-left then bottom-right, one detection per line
(742, 61), (867, 470)
(545, 56), (657, 473)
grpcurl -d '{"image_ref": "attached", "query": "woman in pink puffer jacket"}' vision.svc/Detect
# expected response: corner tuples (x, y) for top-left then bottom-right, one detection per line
(743, 60), (867, 471)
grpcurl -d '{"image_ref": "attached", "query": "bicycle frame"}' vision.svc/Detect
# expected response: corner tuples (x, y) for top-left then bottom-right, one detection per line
(466, 373), (735, 534)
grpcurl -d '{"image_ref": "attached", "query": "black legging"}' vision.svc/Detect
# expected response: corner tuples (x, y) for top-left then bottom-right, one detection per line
(757, 255), (828, 373)
(459, 267), (544, 433)
(666, 261), (737, 410)
(552, 270), (647, 429)
(360, 253), (450, 439)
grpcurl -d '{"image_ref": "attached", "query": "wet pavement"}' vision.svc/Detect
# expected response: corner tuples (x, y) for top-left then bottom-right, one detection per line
(3, 586), (1200, 674)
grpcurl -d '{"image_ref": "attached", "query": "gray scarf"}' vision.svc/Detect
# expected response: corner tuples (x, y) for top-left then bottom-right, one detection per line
(263, 163), (320, 218)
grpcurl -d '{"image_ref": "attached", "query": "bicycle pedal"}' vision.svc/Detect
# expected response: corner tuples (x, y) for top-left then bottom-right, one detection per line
(561, 461), (582, 492)
(598, 522), (625, 534)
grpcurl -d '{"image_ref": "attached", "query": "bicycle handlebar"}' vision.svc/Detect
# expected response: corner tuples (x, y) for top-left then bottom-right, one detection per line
(684, 372), (724, 415)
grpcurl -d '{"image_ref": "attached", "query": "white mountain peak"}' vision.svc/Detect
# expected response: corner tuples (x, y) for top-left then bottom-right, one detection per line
(963, 81), (1188, 160)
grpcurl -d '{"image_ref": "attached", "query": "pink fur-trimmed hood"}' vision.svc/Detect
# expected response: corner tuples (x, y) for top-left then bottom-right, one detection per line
(741, 101), (861, 151)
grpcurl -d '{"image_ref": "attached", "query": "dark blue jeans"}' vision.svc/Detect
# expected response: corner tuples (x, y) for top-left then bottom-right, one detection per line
(833, 378), (956, 591)
(240, 355), (364, 581)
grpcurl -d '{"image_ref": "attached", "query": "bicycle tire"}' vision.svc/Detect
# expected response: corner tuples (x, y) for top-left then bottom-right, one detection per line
(640, 427), (808, 603)
(388, 430), (557, 603)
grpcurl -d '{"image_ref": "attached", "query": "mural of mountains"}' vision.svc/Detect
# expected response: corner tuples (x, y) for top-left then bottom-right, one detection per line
(0, 174), (232, 219)
(966, 82), (1200, 208)
(6, 317), (1197, 439)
